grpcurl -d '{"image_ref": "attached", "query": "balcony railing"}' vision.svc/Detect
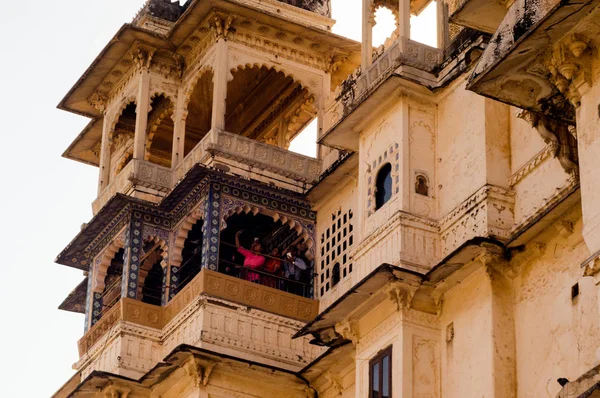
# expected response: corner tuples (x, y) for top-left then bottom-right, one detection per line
(326, 38), (443, 131)
(173, 129), (322, 184)
(92, 159), (172, 214)
(77, 269), (319, 355)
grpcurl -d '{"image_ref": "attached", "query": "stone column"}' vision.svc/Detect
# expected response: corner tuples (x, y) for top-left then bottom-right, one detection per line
(84, 269), (94, 332)
(90, 292), (104, 327)
(361, 0), (374, 70)
(436, 0), (450, 50)
(121, 212), (144, 299)
(134, 70), (151, 160)
(211, 40), (229, 132)
(201, 183), (222, 271)
(171, 91), (187, 167)
(98, 115), (112, 192)
(398, 0), (411, 39)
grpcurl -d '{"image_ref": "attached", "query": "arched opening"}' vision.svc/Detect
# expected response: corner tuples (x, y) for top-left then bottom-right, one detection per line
(138, 240), (165, 306)
(146, 94), (174, 168)
(101, 248), (125, 314)
(110, 102), (136, 179)
(219, 211), (312, 297)
(373, 6), (398, 51)
(226, 66), (317, 149)
(415, 174), (429, 196)
(179, 218), (204, 291)
(375, 163), (393, 210)
(186, 70), (214, 156)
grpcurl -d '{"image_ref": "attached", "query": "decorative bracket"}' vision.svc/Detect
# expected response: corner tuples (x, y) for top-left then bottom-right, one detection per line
(183, 356), (216, 388)
(386, 281), (418, 312)
(102, 385), (130, 398)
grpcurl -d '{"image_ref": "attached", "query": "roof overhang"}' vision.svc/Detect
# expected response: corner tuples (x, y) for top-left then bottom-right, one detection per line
(58, 24), (172, 118)
(294, 237), (505, 345)
(53, 344), (308, 398)
(62, 119), (102, 166)
(58, 278), (88, 314)
(449, 0), (509, 34)
(467, 0), (599, 123)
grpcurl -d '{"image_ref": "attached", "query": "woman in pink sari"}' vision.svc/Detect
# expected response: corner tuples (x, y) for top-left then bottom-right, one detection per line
(235, 230), (265, 283)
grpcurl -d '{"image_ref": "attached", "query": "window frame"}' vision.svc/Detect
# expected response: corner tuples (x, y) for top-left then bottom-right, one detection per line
(375, 163), (393, 210)
(369, 345), (392, 398)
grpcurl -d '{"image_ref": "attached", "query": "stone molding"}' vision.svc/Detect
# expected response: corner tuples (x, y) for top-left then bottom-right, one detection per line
(440, 184), (515, 256)
(509, 143), (556, 187)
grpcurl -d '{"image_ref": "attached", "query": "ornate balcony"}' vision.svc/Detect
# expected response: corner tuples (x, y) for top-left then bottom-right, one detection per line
(77, 269), (319, 356)
(92, 159), (172, 214)
(173, 129), (322, 186)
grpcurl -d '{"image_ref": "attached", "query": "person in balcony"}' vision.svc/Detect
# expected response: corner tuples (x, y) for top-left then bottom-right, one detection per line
(282, 247), (308, 294)
(235, 230), (265, 283)
(263, 247), (282, 288)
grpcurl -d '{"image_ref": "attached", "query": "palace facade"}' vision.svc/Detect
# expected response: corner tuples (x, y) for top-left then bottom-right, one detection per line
(53, 0), (600, 397)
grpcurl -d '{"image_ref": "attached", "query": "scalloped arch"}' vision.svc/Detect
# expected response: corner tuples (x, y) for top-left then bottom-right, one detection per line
(93, 234), (126, 293)
(222, 205), (315, 260)
(171, 209), (203, 267)
(107, 96), (137, 143)
(182, 66), (215, 113)
(145, 95), (175, 158)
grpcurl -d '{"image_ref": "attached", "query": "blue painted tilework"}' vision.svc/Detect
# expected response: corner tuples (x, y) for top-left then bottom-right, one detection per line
(84, 270), (93, 332)
(122, 212), (143, 299)
(91, 292), (103, 326)
(201, 184), (221, 271)
(168, 265), (180, 301)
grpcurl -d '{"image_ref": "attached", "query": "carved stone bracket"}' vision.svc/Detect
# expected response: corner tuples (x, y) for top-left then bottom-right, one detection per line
(211, 15), (235, 40)
(102, 385), (131, 398)
(335, 320), (359, 345)
(183, 356), (216, 388)
(386, 281), (419, 312)
(517, 110), (578, 175)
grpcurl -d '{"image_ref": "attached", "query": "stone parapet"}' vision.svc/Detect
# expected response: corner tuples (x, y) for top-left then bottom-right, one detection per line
(92, 159), (171, 214)
(173, 129), (322, 185)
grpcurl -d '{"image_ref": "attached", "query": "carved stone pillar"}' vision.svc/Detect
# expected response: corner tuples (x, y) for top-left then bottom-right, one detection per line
(121, 212), (144, 299)
(98, 115), (112, 192)
(134, 69), (151, 160)
(361, 0), (374, 70)
(398, 0), (411, 39)
(436, 0), (449, 49)
(211, 40), (229, 131)
(84, 269), (94, 332)
(171, 91), (187, 168)
(201, 183), (222, 271)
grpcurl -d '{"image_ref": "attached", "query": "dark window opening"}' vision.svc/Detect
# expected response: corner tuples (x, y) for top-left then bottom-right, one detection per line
(370, 346), (392, 398)
(101, 248), (125, 314)
(141, 258), (164, 306)
(572, 283), (580, 300)
(332, 263), (340, 287)
(180, 219), (204, 291)
(375, 163), (393, 210)
(415, 174), (429, 196)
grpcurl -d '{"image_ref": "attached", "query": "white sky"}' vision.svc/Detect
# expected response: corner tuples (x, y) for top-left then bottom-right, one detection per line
(0, 1), (434, 395)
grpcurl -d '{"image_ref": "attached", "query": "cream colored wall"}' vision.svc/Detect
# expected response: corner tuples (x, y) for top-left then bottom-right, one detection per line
(512, 210), (600, 397)
(437, 82), (487, 216)
(439, 268), (494, 397)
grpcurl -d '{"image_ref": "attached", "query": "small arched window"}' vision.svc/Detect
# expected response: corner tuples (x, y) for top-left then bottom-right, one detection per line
(415, 174), (429, 196)
(375, 163), (393, 210)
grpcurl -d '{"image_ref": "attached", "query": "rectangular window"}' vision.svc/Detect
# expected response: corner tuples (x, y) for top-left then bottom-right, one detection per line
(370, 346), (392, 398)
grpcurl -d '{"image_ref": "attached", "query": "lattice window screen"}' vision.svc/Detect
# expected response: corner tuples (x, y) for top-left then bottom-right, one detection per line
(319, 207), (354, 297)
